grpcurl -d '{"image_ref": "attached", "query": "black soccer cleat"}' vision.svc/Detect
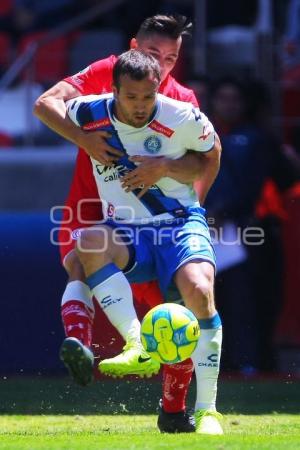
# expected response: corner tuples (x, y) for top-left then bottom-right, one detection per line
(60, 337), (94, 386)
(157, 399), (196, 433)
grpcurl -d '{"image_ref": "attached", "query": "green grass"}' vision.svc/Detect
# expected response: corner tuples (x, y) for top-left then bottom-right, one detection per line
(0, 376), (299, 449)
(0, 414), (300, 449)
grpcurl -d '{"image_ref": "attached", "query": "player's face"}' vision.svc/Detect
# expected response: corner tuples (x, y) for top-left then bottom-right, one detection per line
(131, 34), (181, 81)
(113, 74), (159, 128)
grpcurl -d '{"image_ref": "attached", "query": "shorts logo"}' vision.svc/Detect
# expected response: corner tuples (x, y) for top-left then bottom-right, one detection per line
(144, 135), (162, 154)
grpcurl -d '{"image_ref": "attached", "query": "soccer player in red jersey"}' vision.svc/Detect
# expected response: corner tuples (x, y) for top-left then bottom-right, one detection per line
(34, 15), (222, 434)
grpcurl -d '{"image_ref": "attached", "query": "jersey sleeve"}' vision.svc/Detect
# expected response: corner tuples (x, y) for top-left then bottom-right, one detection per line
(63, 56), (115, 95)
(183, 89), (199, 108)
(162, 76), (199, 108)
(66, 95), (100, 127)
(184, 107), (215, 152)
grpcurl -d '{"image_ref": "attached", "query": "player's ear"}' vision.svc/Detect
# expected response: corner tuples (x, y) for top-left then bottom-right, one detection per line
(130, 38), (138, 49)
(112, 85), (118, 96)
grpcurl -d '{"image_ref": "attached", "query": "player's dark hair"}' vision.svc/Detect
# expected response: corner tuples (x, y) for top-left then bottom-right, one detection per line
(136, 14), (192, 40)
(113, 49), (161, 90)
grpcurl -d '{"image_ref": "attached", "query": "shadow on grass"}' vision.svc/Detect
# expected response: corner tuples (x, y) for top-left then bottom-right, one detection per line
(0, 375), (300, 415)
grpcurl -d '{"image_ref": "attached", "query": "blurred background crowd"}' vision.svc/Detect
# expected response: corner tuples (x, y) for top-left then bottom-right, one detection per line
(1, 0), (300, 377)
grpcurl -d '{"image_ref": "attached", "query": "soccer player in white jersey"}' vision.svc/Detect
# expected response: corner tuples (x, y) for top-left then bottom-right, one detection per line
(67, 50), (223, 435)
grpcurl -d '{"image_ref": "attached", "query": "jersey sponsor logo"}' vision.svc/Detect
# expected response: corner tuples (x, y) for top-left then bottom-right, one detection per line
(149, 120), (174, 138)
(96, 163), (128, 182)
(144, 135), (162, 154)
(198, 125), (211, 141)
(83, 118), (111, 131)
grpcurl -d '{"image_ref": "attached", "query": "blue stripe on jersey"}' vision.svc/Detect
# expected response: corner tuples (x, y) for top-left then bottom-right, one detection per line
(76, 98), (188, 218)
(76, 100), (102, 124)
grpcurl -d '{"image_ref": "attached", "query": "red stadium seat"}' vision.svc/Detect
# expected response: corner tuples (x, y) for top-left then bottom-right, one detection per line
(69, 29), (124, 73)
(0, 132), (13, 147)
(276, 183), (300, 347)
(0, 32), (12, 68)
(0, 0), (12, 16)
(18, 32), (70, 84)
(282, 66), (300, 143)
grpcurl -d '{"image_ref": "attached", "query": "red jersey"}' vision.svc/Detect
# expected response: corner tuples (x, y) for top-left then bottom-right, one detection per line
(64, 55), (198, 105)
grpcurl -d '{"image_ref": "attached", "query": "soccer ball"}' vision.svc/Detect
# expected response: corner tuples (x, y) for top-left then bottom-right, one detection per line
(140, 303), (200, 364)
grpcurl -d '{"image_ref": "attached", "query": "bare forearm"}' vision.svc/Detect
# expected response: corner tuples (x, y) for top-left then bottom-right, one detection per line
(195, 136), (222, 204)
(34, 94), (84, 146)
(33, 81), (85, 147)
(195, 155), (220, 204)
(34, 82), (124, 164)
(164, 151), (203, 184)
(126, 141), (221, 198)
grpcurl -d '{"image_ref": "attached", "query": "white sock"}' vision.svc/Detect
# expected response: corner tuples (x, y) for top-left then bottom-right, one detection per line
(61, 280), (94, 315)
(191, 314), (222, 412)
(86, 263), (141, 342)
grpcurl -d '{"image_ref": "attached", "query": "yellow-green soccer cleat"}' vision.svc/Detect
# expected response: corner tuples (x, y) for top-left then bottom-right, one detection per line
(98, 341), (160, 378)
(194, 409), (224, 435)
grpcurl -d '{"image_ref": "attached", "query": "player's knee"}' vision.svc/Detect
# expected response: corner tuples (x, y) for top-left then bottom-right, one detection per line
(64, 250), (85, 281)
(75, 227), (114, 271)
(184, 278), (214, 317)
(76, 228), (107, 254)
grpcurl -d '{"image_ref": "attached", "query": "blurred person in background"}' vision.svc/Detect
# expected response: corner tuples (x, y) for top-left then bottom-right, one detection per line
(186, 76), (211, 114)
(282, 0), (300, 71)
(200, 77), (269, 373)
(246, 80), (300, 371)
(201, 76), (300, 373)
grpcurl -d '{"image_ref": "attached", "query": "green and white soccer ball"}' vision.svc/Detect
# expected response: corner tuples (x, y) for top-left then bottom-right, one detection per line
(141, 303), (200, 364)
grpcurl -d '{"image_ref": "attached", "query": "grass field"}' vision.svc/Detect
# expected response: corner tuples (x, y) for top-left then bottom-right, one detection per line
(0, 376), (299, 449)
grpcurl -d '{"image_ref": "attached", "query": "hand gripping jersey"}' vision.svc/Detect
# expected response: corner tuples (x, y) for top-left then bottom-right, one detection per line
(67, 93), (215, 223)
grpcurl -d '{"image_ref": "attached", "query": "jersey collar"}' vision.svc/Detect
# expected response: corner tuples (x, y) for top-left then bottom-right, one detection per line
(107, 96), (162, 129)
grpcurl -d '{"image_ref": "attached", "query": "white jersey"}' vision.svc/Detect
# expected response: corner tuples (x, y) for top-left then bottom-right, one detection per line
(67, 93), (215, 223)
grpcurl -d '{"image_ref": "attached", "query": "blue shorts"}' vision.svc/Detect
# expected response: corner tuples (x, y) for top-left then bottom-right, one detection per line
(106, 207), (216, 300)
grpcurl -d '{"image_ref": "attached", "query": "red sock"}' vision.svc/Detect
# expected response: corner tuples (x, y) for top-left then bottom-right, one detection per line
(162, 358), (194, 413)
(61, 300), (94, 348)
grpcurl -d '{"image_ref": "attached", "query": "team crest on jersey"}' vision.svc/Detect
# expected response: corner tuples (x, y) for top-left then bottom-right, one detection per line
(144, 135), (162, 154)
